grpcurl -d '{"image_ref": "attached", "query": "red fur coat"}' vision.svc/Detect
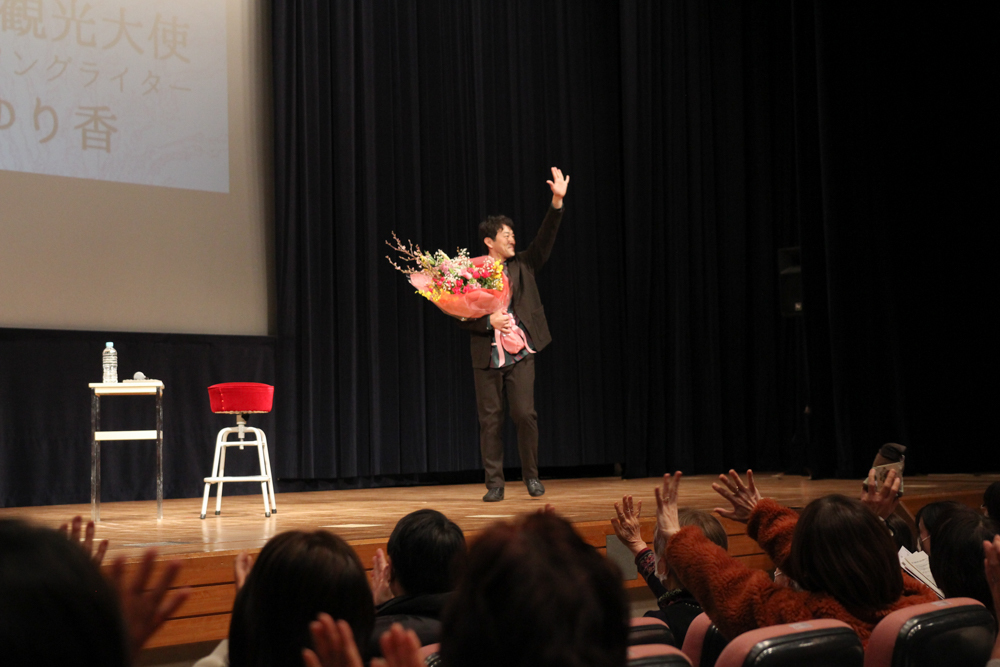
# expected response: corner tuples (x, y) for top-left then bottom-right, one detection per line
(666, 498), (938, 646)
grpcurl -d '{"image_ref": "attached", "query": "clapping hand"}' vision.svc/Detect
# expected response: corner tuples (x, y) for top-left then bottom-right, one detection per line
(655, 472), (683, 540)
(611, 495), (647, 556)
(371, 548), (394, 606)
(712, 469), (761, 523)
(234, 551), (254, 593)
(303, 616), (423, 667)
(108, 550), (190, 659)
(59, 515), (109, 566)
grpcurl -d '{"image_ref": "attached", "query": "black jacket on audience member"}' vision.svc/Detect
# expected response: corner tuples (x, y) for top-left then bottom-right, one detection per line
(370, 592), (450, 656)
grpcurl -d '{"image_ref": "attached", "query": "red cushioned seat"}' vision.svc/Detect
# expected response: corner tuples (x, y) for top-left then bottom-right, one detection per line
(208, 382), (274, 414)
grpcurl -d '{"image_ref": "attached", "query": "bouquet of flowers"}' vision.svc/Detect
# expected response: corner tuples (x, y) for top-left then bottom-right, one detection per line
(386, 233), (510, 320)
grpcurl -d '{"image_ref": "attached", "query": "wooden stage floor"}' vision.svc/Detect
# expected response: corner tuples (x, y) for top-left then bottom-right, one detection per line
(1, 472), (996, 652)
(1, 472), (996, 560)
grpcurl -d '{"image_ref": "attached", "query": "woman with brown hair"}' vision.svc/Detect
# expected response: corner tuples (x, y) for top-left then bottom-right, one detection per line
(657, 471), (938, 646)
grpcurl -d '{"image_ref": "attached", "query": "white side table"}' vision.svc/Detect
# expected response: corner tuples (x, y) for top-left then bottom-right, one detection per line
(89, 380), (164, 521)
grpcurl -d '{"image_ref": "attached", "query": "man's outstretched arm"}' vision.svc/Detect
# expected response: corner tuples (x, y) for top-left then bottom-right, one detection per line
(521, 167), (569, 273)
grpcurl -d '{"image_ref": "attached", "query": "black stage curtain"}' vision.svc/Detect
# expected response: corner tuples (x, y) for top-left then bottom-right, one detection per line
(793, 2), (995, 477)
(2, 3), (990, 510)
(272, 0), (627, 481)
(0, 328), (275, 507)
(269, 0), (993, 485)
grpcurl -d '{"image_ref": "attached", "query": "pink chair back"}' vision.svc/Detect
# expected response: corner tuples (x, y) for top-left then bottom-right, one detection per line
(628, 643), (692, 666)
(629, 616), (677, 646)
(864, 598), (995, 667)
(681, 613), (728, 667)
(715, 619), (861, 667)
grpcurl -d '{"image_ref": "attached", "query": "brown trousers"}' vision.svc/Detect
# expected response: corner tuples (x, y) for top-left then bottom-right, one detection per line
(472, 354), (538, 489)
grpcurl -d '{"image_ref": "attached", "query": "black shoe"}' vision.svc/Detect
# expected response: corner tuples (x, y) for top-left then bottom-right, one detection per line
(483, 487), (504, 502)
(526, 478), (545, 497)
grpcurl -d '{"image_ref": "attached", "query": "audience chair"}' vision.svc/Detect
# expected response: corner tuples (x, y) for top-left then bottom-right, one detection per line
(864, 598), (995, 667)
(681, 613), (729, 667)
(418, 643), (442, 667)
(201, 383), (276, 519)
(628, 643), (692, 666)
(629, 616), (677, 646)
(715, 620), (862, 667)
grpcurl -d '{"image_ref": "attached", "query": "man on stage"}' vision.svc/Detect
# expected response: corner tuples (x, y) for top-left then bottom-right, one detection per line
(460, 167), (570, 501)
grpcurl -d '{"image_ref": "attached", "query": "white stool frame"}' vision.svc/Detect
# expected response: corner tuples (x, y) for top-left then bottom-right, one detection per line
(200, 416), (276, 519)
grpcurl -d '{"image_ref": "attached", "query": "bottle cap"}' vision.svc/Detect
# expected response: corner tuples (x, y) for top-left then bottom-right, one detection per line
(106, 342), (114, 348)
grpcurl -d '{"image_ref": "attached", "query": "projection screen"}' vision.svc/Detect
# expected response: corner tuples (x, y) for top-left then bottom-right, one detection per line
(0, 0), (273, 336)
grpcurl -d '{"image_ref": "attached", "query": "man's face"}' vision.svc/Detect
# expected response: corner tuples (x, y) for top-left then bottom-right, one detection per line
(488, 225), (516, 260)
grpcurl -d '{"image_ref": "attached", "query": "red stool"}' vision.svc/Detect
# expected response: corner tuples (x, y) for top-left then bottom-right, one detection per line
(201, 383), (276, 519)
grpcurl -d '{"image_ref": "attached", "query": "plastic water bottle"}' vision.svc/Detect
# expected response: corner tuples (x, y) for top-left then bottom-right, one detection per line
(102, 342), (118, 383)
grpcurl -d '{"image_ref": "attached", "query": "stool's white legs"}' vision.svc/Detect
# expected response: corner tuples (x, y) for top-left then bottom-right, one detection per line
(261, 432), (277, 513)
(253, 428), (271, 517)
(200, 428), (225, 519)
(215, 445), (227, 515)
(201, 425), (276, 520)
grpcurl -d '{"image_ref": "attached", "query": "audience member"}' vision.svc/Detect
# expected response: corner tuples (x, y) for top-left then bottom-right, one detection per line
(984, 482), (1000, 520)
(227, 530), (374, 667)
(612, 495), (727, 645)
(981, 535), (1000, 666)
(928, 507), (999, 613)
(0, 519), (130, 667)
(658, 470), (938, 646)
(369, 509), (466, 655)
(194, 551), (254, 667)
(914, 500), (965, 555)
(440, 510), (629, 667)
(885, 513), (916, 552)
(0, 517), (187, 667)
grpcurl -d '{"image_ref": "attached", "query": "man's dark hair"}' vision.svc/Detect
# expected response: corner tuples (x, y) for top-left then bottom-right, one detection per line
(786, 494), (903, 613)
(929, 508), (999, 613)
(229, 530), (374, 667)
(0, 519), (129, 667)
(984, 482), (1000, 520)
(479, 215), (514, 248)
(441, 511), (628, 667)
(387, 509), (466, 596)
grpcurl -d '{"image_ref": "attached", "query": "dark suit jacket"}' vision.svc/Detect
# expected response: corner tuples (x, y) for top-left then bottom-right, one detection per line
(459, 206), (563, 368)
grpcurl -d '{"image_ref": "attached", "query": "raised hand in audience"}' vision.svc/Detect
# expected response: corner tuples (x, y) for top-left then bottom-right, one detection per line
(108, 549), (190, 659)
(58, 515), (109, 566)
(655, 471), (683, 540)
(371, 548), (394, 605)
(611, 494), (647, 556)
(304, 615), (422, 667)
(712, 469), (761, 523)
(860, 468), (901, 519)
(234, 551), (253, 593)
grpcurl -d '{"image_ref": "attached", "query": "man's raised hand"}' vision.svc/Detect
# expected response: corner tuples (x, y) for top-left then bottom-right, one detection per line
(547, 167), (570, 208)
